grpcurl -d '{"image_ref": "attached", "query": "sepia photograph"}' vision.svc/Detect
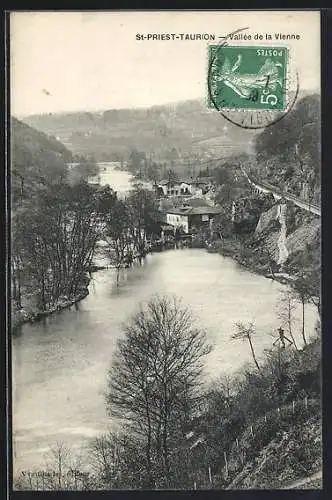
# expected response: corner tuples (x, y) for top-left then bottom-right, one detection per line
(10, 10), (321, 490)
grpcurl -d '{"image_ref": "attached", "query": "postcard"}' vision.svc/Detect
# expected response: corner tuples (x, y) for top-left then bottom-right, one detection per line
(10, 10), (321, 490)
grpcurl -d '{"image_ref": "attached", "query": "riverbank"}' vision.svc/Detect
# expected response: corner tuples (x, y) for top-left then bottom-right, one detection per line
(11, 244), (174, 332)
(10, 237), (297, 334)
(12, 247), (319, 474)
(11, 286), (90, 333)
(207, 238), (296, 286)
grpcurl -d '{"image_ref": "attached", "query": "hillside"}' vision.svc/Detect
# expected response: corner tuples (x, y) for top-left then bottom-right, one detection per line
(183, 337), (322, 491)
(11, 117), (73, 202)
(253, 93), (320, 206)
(20, 99), (258, 162)
(11, 119), (109, 332)
(226, 408), (321, 489)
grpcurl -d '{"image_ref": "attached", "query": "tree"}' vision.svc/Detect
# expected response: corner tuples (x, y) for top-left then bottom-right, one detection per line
(13, 442), (94, 491)
(284, 232), (320, 318)
(128, 149), (146, 177)
(95, 185), (117, 214)
(232, 322), (261, 372)
(11, 180), (108, 315)
(254, 94), (320, 204)
(291, 277), (311, 347)
(276, 289), (299, 351)
(211, 203), (234, 239)
(103, 199), (132, 285)
(90, 431), (146, 489)
(212, 165), (232, 186)
(146, 161), (162, 184)
(204, 374), (236, 422)
(126, 184), (158, 257)
(71, 159), (99, 183)
(105, 295), (212, 487)
(306, 267), (321, 317)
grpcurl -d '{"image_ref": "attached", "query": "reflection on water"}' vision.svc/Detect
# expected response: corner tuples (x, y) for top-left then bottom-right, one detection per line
(12, 248), (318, 473)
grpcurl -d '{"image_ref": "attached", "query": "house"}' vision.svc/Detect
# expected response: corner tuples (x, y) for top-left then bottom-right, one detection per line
(164, 204), (222, 234)
(179, 181), (192, 195)
(155, 176), (215, 198)
(189, 177), (215, 196)
(155, 179), (191, 197)
(166, 208), (191, 233)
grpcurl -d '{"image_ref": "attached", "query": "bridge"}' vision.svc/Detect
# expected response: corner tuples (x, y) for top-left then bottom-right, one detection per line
(241, 167), (321, 217)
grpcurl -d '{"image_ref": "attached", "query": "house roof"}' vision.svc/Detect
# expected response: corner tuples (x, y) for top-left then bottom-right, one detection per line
(186, 197), (211, 207)
(166, 205), (222, 216)
(157, 177), (214, 187)
(191, 176), (214, 185)
(179, 178), (194, 185)
(157, 179), (183, 186)
(190, 206), (222, 215)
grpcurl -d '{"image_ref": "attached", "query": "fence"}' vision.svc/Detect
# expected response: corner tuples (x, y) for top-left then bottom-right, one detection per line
(190, 396), (320, 490)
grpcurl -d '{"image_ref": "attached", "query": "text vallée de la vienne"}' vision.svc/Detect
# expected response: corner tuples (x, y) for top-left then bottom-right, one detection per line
(135, 33), (301, 41)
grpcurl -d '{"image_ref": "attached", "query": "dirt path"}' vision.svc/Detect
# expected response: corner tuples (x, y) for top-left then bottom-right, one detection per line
(282, 470), (322, 489)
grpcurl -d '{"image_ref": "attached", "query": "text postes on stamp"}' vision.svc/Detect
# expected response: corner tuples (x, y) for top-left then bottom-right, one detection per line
(208, 45), (288, 111)
(207, 43), (299, 129)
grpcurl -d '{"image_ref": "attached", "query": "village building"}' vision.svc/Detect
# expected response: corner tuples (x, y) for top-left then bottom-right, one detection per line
(155, 176), (215, 198)
(163, 204), (222, 234)
(189, 177), (215, 196)
(156, 180), (188, 197)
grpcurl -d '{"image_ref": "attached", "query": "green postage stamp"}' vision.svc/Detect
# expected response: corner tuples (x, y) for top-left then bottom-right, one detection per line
(208, 45), (288, 111)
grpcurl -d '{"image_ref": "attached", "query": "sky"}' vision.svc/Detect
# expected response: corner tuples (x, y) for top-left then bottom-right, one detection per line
(10, 10), (321, 117)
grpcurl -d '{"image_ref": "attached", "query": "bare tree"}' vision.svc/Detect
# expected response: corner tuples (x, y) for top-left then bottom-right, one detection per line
(13, 442), (95, 491)
(291, 277), (310, 347)
(105, 295), (212, 487)
(11, 181), (110, 315)
(90, 433), (119, 488)
(102, 199), (132, 286)
(125, 184), (158, 260)
(90, 431), (146, 489)
(276, 289), (299, 351)
(232, 322), (261, 372)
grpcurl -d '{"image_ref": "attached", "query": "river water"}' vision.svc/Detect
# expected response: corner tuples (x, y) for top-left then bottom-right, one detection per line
(12, 165), (318, 474)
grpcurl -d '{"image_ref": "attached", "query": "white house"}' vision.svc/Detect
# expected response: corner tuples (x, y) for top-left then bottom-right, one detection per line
(156, 177), (214, 198)
(166, 210), (190, 233)
(164, 205), (222, 234)
(156, 180), (189, 197)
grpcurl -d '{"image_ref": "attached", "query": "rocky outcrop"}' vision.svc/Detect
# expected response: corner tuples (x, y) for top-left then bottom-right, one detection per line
(286, 220), (320, 257)
(254, 202), (320, 268)
(255, 205), (279, 235)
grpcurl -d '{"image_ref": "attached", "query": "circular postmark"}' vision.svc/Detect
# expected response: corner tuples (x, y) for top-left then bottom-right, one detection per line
(207, 28), (300, 129)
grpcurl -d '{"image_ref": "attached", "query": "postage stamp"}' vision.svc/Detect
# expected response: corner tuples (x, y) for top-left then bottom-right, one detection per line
(208, 45), (288, 112)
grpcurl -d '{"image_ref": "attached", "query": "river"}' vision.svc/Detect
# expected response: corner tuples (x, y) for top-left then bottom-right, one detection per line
(12, 165), (319, 474)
